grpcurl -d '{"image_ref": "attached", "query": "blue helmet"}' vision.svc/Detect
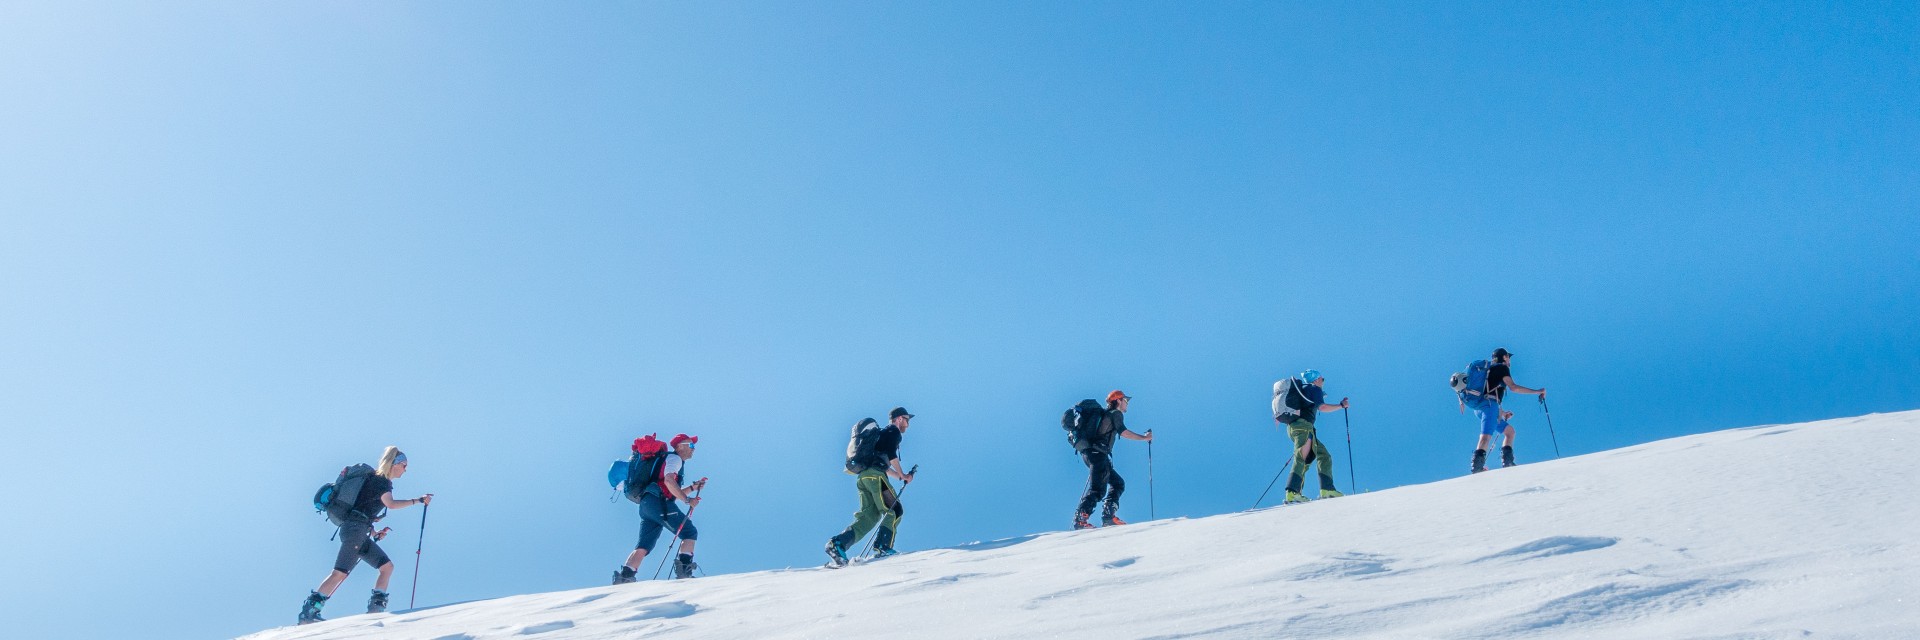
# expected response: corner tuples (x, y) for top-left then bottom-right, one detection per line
(1297, 369), (1322, 384)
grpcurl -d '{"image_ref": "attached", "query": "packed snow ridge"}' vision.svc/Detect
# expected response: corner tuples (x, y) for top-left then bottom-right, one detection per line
(242, 411), (1919, 639)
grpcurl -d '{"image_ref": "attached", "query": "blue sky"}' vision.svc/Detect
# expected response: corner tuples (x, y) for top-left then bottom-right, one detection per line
(1, 2), (1914, 638)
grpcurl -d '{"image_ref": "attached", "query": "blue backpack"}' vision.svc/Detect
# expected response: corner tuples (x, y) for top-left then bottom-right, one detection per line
(1449, 360), (1492, 399)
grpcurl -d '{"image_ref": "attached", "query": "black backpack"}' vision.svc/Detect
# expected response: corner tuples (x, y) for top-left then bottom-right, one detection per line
(1061, 399), (1107, 450)
(313, 463), (378, 526)
(624, 434), (671, 504)
(845, 418), (886, 474)
(1274, 378), (1312, 422)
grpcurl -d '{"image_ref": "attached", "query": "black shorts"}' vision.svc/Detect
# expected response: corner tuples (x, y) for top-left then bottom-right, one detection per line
(333, 520), (392, 574)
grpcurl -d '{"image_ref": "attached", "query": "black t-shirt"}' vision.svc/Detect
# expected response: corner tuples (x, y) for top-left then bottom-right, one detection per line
(1486, 363), (1512, 401)
(353, 475), (393, 521)
(873, 426), (902, 465)
(1087, 410), (1128, 453)
(1298, 383), (1326, 424)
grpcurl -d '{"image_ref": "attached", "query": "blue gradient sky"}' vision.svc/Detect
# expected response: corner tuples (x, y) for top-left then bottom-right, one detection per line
(1, 2), (1915, 638)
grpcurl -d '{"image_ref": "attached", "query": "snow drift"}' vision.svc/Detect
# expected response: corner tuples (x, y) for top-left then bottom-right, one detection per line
(241, 411), (1920, 639)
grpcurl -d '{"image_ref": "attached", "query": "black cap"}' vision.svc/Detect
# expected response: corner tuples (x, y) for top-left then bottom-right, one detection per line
(1492, 347), (1513, 359)
(889, 407), (914, 420)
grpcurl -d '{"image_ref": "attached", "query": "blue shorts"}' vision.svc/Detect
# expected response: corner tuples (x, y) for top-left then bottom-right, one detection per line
(1466, 395), (1507, 436)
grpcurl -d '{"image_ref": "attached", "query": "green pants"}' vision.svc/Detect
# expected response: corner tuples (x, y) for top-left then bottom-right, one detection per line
(830, 468), (902, 549)
(1285, 419), (1337, 494)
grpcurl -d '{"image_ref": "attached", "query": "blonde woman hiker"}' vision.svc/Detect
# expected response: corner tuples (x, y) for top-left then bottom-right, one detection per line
(299, 447), (433, 625)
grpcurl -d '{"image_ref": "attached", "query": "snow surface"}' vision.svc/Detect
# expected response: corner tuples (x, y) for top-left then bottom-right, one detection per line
(241, 411), (1919, 639)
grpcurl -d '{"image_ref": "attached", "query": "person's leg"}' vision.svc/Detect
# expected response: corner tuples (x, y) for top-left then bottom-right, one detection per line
(1102, 468), (1126, 520)
(1501, 424), (1517, 467)
(1313, 436), (1338, 494)
(630, 496), (669, 570)
(372, 562), (394, 593)
(364, 540), (394, 613)
(317, 571), (349, 597)
(1472, 400), (1500, 472)
(1076, 450), (1111, 517)
(363, 542), (393, 592)
(831, 471), (888, 548)
(661, 502), (697, 552)
(1285, 421), (1314, 494)
(657, 502), (699, 577)
(319, 522), (373, 596)
(368, 561), (394, 613)
(871, 486), (904, 551)
(305, 521), (368, 622)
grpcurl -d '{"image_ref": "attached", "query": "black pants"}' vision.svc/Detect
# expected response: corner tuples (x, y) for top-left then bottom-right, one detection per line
(1077, 449), (1125, 517)
(333, 520), (391, 574)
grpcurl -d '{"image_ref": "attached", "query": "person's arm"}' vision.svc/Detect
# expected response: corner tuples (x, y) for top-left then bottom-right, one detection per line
(380, 492), (433, 510)
(888, 457), (913, 483)
(1121, 428), (1152, 441)
(1504, 377), (1545, 396)
(666, 478), (701, 507)
(1319, 397), (1351, 413)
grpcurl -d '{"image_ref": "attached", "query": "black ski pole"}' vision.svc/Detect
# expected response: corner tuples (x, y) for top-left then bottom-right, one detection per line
(1253, 457), (1294, 509)
(409, 503), (429, 610)
(859, 464), (917, 560)
(651, 482), (706, 580)
(1343, 408), (1357, 492)
(1147, 436), (1156, 521)
(1539, 395), (1562, 458)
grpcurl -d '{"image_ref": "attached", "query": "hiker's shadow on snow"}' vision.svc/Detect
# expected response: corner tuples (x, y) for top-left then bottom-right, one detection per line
(944, 532), (1046, 552)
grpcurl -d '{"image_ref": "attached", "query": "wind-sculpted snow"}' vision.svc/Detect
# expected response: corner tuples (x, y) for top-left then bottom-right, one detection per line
(239, 410), (1920, 639)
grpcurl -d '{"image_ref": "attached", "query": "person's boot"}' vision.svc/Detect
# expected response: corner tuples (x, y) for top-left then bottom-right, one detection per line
(1501, 446), (1516, 468)
(1319, 488), (1344, 499)
(297, 591), (328, 625)
(1284, 490), (1309, 504)
(612, 565), (638, 585)
(673, 554), (698, 579)
(366, 590), (389, 614)
(872, 526), (898, 558)
(824, 538), (850, 568)
(1101, 508), (1128, 526)
(1471, 449), (1488, 474)
(1072, 512), (1094, 530)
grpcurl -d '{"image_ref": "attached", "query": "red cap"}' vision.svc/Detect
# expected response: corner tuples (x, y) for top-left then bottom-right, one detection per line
(670, 433), (699, 448)
(1107, 390), (1131, 403)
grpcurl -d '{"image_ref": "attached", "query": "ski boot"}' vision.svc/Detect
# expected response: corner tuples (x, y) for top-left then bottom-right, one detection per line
(612, 565), (638, 585)
(1470, 449), (1488, 474)
(1101, 513), (1128, 527)
(1284, 490), (1309, 504)
(367, 590), (389, 614)
(297, 591), (328, 625)
(871, 527), (898, 558)
(1501, 446), (1516, 468)
(824, 539), (850, 568)
(1319, 489), (1344, 499)
(673, 555), (698, 579)
(1073, 512), (1094, 530)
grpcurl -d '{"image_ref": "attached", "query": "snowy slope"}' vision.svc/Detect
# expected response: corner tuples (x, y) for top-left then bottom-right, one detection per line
(242, 411), (1920, 639)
